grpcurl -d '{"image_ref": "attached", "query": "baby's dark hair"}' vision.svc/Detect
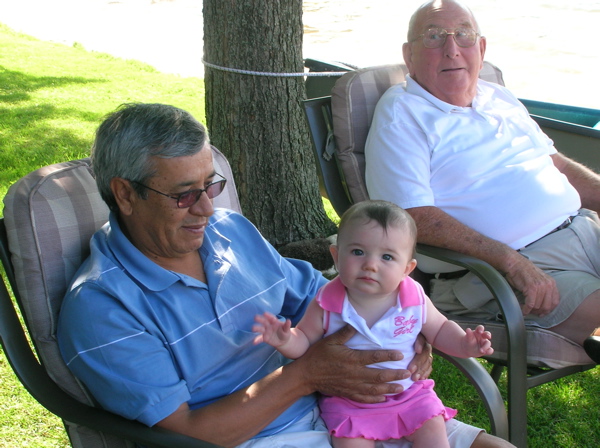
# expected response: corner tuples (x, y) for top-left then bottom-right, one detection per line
(338, 200), (417, 255)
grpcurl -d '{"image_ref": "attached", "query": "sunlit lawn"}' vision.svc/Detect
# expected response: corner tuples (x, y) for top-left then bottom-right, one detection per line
(1, 22), (599, 448)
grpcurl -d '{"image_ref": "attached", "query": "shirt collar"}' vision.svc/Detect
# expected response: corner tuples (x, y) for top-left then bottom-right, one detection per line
(106, 212), (232, 292)
(106, 213), (181, 291)
(317, 276), (422, 312)
(405, 75), (471, 114)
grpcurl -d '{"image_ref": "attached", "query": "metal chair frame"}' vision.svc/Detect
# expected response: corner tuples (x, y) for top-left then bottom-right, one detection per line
(304, 94), (595, 448)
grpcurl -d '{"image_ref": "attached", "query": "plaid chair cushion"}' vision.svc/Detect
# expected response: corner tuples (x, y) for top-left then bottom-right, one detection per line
(329, 62), (592, 369)
(331, 64), (409, 204)
(452, 316), (592, 369)
(212, 146), (242, 213)
(4, 159), (110, 397)
(3, 159), (118, 448)
(2, 146), (241, 447)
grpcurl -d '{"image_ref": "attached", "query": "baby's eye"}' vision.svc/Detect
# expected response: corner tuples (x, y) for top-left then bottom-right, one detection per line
(382, 254), (394, 261)
(351, 249), (364, 256)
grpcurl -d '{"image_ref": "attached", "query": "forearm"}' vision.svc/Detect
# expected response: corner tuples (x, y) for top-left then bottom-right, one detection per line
(157, 325), (414, 446)
(157, 361), (311, 447)
(431, 320), (474, 358)
(408, 206), (523, 275)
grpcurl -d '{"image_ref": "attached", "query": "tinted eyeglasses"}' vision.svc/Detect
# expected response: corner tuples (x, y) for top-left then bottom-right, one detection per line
(413, 27), (481, 49)
(132, 173), (227, 208)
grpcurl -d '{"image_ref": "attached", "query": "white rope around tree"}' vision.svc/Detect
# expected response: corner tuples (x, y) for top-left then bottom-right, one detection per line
(202, 59), (349, 77)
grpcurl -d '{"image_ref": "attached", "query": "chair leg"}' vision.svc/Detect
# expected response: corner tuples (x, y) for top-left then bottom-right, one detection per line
(435, 352), (509, 441)
(490, 364), (504, 384)
(487, 362), (528, 447)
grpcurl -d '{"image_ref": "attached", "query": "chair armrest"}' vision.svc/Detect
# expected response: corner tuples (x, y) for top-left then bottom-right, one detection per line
(0, 279), (221, 448)
(417, 244), (525, 337)
(416, 244), (529, 437)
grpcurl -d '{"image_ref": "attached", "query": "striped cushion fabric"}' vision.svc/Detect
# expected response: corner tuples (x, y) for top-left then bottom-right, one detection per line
(329, 61), (591, 369)
(212, 145), (242, 213)
(3, 159), (119, 447)
(3, 147), (241, 447)
(330, 61), (505, 205)
(4, 159), (110, 399)
(452, 316), (593, 369)
(331, 64), (409, 204)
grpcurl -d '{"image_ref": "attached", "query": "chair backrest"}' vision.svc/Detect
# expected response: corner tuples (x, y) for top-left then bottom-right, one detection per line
(1, 146), (239, 448)
(330, 61), (505, 206)
(304, 61), (598, 447)
(323, 61), (596, 365)
(311, 61), (594, 446)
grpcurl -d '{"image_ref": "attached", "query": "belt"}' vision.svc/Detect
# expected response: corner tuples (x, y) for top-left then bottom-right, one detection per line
(519, 215), (576, 251)
(554, 216), (575, 232)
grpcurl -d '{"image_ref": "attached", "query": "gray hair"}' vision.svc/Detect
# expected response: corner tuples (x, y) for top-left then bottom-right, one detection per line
(338, 200), (417, 256)
(91, 103), (209, 212)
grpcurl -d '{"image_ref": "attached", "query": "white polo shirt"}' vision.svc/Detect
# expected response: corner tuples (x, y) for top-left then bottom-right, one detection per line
(365, 75), (581, 250)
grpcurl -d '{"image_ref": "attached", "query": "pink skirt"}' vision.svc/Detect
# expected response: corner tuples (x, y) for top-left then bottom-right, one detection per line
(319, 379), (457, 440)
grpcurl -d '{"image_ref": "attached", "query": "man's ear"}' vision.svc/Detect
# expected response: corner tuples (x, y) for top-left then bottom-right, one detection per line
(402, 42), (414, 73)
(110, 177), (136, 216)
(478, 36), (487, 69)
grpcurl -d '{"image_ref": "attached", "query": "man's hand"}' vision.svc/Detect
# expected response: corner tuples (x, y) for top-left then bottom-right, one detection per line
(299, 325), (409, 403)
(407, 205), (561, 318)
(504, 253), (559, 317)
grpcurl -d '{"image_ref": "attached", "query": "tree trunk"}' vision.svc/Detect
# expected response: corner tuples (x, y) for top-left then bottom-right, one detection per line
(203, 0), (336, 248)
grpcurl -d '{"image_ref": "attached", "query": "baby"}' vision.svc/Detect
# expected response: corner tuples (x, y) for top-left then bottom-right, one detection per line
(254, 200), (493, 448)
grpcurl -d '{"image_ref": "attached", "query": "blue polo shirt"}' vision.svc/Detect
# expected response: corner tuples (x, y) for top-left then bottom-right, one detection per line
(57, 209), (326, 436)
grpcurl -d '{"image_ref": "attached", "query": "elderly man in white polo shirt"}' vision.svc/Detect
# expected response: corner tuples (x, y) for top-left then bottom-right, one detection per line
(365, 0), (600, 361)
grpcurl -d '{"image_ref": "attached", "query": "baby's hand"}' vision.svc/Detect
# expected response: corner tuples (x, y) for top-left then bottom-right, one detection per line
(253, 312), (292, 348)
(464, 325), (494, 357)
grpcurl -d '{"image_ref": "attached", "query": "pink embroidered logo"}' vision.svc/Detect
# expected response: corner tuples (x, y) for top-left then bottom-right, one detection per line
(394, 315), (417, 337)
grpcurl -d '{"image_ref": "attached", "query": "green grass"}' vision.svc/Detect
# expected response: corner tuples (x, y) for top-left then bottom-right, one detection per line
(0, 23), (205, 207)
(1, 21), (600, 448)
(0, 22), (207, 447)
(433, 358), (600, 448)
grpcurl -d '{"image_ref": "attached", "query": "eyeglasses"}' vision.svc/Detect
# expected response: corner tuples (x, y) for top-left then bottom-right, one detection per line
(413, 27), (481, 49)
(132, 173), (227, 208)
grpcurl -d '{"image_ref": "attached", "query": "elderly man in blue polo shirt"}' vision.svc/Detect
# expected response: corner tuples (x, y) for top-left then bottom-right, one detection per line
(58, 103), (513, 448)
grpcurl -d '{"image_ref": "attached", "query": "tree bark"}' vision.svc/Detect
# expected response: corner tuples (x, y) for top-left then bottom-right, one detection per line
(203, 0), (336, 247)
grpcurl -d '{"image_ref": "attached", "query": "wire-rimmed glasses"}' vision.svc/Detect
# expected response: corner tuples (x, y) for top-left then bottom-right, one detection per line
(132, 173), (227, 208)
(413, 27), (481, 49)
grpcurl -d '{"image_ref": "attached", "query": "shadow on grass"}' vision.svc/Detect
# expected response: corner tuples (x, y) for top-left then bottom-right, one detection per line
(0, 66), (105, 187)
(0, 65), (101, 103)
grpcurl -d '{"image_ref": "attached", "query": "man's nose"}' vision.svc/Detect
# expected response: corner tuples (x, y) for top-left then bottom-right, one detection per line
(443, 34), (461, 57)
(189, 191), (214, 217)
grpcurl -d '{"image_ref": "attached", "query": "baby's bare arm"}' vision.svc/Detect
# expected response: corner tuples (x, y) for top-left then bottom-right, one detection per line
(253, 312), (312, 359)
(423, 298), (493, 358)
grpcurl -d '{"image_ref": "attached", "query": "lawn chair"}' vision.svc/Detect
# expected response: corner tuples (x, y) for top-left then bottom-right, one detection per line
(0, 146), (239, 448)
(303, 62), (596, 448)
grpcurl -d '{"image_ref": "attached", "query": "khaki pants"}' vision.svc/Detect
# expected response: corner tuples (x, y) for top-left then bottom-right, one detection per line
(431, 209), (600, 328)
